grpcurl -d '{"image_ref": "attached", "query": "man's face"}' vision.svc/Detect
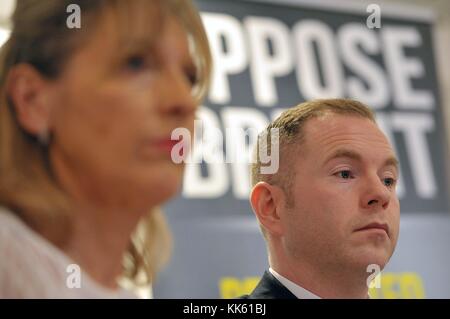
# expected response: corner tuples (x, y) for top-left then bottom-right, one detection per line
(281, 114), (400, 273)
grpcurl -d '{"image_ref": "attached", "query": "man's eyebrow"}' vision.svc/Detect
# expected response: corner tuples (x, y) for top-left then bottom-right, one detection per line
(384, 156), (399, 172)
(324, 149), (363, 164)
(324, 148), (399, 171)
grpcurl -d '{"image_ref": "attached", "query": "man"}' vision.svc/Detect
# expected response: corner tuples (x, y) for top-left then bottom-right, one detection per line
(244, 99), (400, 299)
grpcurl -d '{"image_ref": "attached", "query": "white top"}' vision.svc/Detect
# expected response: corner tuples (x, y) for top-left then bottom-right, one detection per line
(269, 267), (321, 299)
(0, 206), (138, 299)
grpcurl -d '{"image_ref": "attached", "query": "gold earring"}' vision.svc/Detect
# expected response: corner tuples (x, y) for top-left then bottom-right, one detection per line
(37, 129), (49, 146)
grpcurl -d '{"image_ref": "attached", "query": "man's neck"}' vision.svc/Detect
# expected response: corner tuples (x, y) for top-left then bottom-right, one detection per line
(270, 259), (370, 299)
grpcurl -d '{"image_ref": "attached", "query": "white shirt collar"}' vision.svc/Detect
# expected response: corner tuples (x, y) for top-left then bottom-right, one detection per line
(269, 267), (321, 299)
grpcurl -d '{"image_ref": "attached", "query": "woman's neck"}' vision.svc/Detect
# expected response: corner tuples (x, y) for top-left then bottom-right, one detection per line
(50, 150), (153, 289)
(62, 204), (144, 290)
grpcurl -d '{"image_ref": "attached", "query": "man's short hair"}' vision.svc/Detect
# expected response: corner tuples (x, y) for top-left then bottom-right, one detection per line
(251, 98), (376, 198)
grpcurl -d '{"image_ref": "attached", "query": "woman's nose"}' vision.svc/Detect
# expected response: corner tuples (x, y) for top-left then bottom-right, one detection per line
(157, 66), (197, 119)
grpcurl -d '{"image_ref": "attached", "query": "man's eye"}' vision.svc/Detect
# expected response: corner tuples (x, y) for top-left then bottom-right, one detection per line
(384, 177), (396, 187)
(337, 170), (352, 179)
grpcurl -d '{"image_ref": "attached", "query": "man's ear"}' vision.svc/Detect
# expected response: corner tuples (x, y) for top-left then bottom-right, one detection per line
(6, 63), (54, 136)
(250, 181), (286, 237)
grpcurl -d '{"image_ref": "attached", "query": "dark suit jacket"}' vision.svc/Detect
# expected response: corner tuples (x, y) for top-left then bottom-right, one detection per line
(240, 270), (297, 299)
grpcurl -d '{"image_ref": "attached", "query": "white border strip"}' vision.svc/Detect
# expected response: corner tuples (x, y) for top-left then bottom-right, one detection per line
(241, 0), (435, 23)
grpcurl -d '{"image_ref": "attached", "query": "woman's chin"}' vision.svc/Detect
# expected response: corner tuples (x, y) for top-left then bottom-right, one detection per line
(145, 166), (184, 203)
(155, 181), (182, 203)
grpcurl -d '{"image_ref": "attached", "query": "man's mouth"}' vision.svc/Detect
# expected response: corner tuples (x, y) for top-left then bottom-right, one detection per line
(355, 222), (389, 237)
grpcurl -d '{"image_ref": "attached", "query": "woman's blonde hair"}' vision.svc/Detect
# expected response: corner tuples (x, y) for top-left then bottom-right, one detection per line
(0, 0), (211, 287)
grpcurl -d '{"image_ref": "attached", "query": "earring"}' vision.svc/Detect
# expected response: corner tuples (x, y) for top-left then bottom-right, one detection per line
(37, 129), (49, 146)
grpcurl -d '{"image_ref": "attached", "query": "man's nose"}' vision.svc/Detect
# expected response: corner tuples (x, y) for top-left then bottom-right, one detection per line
(360, 174), (392, 210)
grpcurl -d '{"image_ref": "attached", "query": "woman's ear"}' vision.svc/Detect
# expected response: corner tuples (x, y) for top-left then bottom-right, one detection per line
(6, 63), (54, 136)
(250, 181), (286, 237)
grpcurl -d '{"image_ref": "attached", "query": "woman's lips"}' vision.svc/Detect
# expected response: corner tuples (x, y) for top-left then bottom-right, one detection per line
(141, 138), (188, 159)
(154, 139), (181, 153)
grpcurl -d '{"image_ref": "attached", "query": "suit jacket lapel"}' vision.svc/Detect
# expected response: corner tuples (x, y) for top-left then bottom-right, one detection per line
(247, 270), (298, 299)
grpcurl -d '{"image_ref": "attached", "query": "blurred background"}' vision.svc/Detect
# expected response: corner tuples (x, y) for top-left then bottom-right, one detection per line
(1, 0), (449, 298)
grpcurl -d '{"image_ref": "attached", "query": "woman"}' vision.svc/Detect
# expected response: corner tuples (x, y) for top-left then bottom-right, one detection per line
(0, 0), (211, 298)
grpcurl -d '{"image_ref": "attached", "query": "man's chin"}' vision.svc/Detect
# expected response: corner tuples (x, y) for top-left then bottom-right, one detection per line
(349, 248), (391, 271)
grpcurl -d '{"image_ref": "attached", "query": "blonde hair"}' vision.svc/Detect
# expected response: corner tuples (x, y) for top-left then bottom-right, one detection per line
(0, 0), (211, 286)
